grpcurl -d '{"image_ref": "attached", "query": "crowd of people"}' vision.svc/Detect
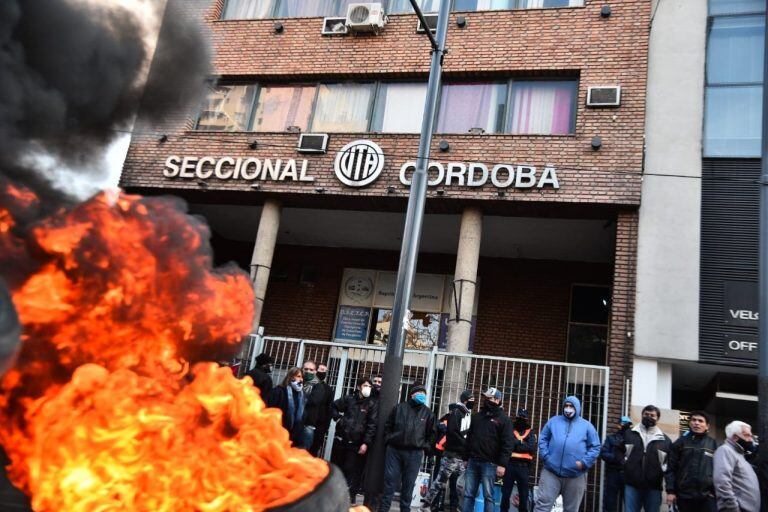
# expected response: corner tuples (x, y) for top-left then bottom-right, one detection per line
(246, 354), (764, 512)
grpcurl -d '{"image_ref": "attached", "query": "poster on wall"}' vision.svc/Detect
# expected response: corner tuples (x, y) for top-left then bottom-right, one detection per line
(338, 269), (376, 307)
(334, 305), (372, 343)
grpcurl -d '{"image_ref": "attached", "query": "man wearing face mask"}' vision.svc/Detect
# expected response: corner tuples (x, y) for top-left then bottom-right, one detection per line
(714, 420), (760, 512)
(378, 383), (435, 512)
(622, 405), (672, 512)
(245, 353), (274, 398)
(301, 361), (334, 456)
(501, 408), (536, 512)
(332, 377), (379, 503)
(462, 387), (515, 512)
(599, 416), (632, 512)
(665, 411), (718, 512)
(534, 396), (601, 512)
(421, 390), (475, 512)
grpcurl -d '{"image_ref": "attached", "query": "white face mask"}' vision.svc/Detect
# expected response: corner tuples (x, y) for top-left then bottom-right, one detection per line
(290, 380), (303, 391)
(564, 406), (576, 418)
(361, 386), (371, 398)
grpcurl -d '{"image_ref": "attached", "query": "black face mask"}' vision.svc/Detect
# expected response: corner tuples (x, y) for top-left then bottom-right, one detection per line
(484, 399), (499, 409)
(316, 371), (327, 381)
(641, 416), (657, 428)
(466, 400), (475, 410)
(620, 424), (631, 431)
(737, 437), (756, 453)
(514, 418), (527, 430)
(262, 365), (272, 374)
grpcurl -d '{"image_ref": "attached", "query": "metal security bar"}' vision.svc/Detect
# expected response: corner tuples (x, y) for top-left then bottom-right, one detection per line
(247, 334), (610, 511)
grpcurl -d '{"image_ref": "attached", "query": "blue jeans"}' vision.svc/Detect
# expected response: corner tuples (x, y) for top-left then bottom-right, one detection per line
(603, 469), (624, 512)
(462, 458), (497, 512)
(378, 446), (423, 512)
(624, 485), (661, 512)
(298, 425), (315, 450)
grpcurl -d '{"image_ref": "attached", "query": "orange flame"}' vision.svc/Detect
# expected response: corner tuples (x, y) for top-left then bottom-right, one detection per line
(0, 188), (332, 511)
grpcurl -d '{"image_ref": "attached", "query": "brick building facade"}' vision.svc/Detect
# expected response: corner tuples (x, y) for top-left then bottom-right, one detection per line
(121, 0), (649, 425)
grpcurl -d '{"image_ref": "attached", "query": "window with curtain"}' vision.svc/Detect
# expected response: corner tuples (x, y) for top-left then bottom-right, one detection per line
(273, 0), (355, 17)
(509, 80), (577, 135)
(371, 83), (427, 133)
(196, 84), (257, 131)
(310, 83), (376, 132)
(436, 82), (507, 133)
(251, 85), (316, 132)
(709, 0), (764, 15)
(704, 12), (765, 156)
(453, 0), (581, 10)
(567, 285), (610, 366)
(220, 0), (274, 19)
(387, 0), (441, 13)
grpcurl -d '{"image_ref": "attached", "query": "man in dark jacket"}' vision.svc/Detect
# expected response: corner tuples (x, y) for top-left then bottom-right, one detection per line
(422, 390), (475, 512)
(245, 353), (273, 398)
(600, 415), (632, 512)
(665, 411), (718, 512)
(501, 408), (537, 512)
(332, 377), (378, 502)
(623, 404), (672, 512)
(378, 383), (436, 512)
(300, 360), (334, 455)
(462, 387), (515, 512)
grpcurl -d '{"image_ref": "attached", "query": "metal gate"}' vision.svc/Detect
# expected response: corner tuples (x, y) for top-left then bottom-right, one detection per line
(249, 334), (610, 511)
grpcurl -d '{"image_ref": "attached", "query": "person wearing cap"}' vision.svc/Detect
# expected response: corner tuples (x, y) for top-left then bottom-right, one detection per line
(501, 408), (536, 512)
(599, 415), (632, 512)
(378, 383), (436, 512)
(534, 395), (601, 512)
(665, 411), (718, 512)
(462, 387), (515, 512)
(245, 352), (274, 398)
(421, 390), (475, 512)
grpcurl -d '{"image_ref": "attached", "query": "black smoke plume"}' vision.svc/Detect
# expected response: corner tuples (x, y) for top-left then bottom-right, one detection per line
(0, 0), (211, 210)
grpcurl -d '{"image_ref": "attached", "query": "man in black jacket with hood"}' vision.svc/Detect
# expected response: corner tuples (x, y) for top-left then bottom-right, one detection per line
(623, 404), (672, 512)
(665, 411), (718, 512)
(599, 415), (632, 512)
(332, 377), (379, 502)
(421, 390), (475, 512)
(378, 383), (436, 512)
(501, 408), (536, 512)
(462, 387), (515, 512)
(245, 353), (273, 398)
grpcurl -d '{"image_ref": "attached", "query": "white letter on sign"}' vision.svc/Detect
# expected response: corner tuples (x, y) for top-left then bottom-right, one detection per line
(164, 156), (181, 177)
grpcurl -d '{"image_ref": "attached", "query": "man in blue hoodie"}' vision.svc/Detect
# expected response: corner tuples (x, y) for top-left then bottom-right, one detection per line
(533, 396), (601, 512)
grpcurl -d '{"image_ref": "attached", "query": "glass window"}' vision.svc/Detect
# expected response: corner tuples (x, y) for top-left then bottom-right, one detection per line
(371, 83), (427, 133)
(709, 0), (765, 15)
(436, 82), (507, 133)
(509, 80), (577, 135)
(454, 0), (513, 10)
(371, 309), (441, 350)
(252, 85), (316, 132)
(221, 0), (273, 19)
(707, 16), (765, 85)
(196, 84), (257, 131)
(704, 85), (762, 157)
(311, 83), (375, 132)
(567, 285), (610, 365)
(274, 0), (354, 17)
(387, 0), (441, 14)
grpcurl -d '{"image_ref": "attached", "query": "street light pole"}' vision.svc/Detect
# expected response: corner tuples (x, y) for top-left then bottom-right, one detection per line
(364, 0), (451, 504)
(758, 0), (768, 471)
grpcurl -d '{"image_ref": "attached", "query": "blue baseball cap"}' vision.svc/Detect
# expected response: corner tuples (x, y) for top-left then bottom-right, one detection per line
(620, 415), (632, 425)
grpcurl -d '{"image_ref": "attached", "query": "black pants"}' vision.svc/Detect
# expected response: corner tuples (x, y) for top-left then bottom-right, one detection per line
(332, 441), (367, 501)
(378, 446), (424, 512)
(676, 497), (716, 512)
(501, 461), (530, 512)
(603, 468), (624, 512)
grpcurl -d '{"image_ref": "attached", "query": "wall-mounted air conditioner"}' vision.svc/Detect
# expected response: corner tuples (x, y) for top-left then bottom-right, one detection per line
(586, 86), (621, 107)
(322, 17), (348, 35)
(416, 13), (438, 33)
(346, 3), (386, 33)
(297, 133), (329, 154)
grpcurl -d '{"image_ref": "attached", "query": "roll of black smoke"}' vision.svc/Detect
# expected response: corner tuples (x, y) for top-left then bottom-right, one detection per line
(0, 0), (211, 213)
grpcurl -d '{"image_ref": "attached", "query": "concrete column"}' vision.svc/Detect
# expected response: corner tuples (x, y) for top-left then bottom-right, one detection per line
(446, 207), (483, 352)
(250, 199), (281, 332)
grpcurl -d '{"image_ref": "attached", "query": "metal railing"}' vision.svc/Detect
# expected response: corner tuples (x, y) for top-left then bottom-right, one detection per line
(246, 333), (610, 511)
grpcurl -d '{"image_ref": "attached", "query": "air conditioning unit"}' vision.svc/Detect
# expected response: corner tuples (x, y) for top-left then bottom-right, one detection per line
(297, 133), (329, 154)
(586, 86), (621, 107)
(346, 3), (386, 33)
(416, 13), (438, 33)
(322, 16), (348, 35)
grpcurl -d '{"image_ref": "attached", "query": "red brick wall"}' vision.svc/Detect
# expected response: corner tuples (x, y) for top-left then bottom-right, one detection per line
(258, 245), (611, 362)
(120, 0), (649, 206)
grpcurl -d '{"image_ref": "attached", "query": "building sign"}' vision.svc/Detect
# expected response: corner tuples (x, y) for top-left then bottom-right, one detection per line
(723, 281), (758, 326)
(373, 272), (444, 312)
(723, 333), (758, 360)
(334, 305), (372, 343)
(334, 140), (385, 187)
(162, 141), (560, 190)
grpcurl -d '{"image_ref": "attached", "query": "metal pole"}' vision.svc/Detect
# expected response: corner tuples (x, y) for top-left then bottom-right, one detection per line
(364, 0), (451, 502)
(759, 0), (768, 470)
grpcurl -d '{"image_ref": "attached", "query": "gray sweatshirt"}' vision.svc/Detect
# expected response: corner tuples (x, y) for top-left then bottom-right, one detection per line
(713, 439), (760, 512)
